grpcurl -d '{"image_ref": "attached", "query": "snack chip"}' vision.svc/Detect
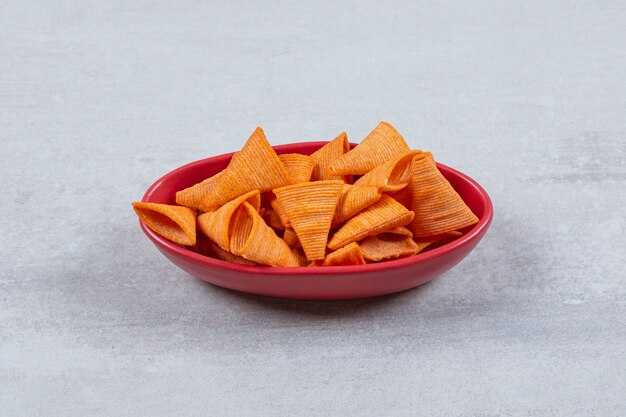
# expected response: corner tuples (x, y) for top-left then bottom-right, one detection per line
(278, 153), (315, 184)
(269, 196), (291, 228)
(175, 170), (226, 212)
(282, 227), (301, 249)
(262, 207), (285, 231)
(229, 202), (302, 267)
(189, 234), (258, 265)
(176, 127), (292, 211)
(328, 121), (410, 176)
(359, 227), (420, 261)
(353, 150), (420, 192)
(413, 231), (463, 252)
(332, 184), (382, 227)
(379, 226), (413, 237)
(294, 248), (309, 266)
(322, 242), (366, 266)
(132, 202), (197, 246)
(274, 180), (344, 261)
(309, 132), (350, 181)
(196, 190), (260, 251)
(386, 187), (412, 210)
(409, 153), (478, 237)
(328, 195), (415, 250)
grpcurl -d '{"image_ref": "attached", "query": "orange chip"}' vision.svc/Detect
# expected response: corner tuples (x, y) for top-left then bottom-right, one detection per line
(196, 190), (261, 251)
(381, 226), (413, 237)
(262, 207), (285, 231)
(176, 127), (292, 212)
(260, 191), (275, 207)
(282, 227), (301, 249)
(332, 184), (382, 228)
(188, 234), (258, 265)
(409, 154), (478, 237)
(328, 195), (415, 250)
(421, 151), (435, 162)
(175, 170), (226, 212)
(309, 132), (351, 181)
(293, 247), (308, 266)
(359, 227), (419, 261)
(229, 202), (302, 267)
(386, 187), (412, 210)
(322, 242), (366, 266)
(278, 153), (315, 183)
(413, 231), (463, 252)
(274, 180), (344, 261)
(132, 202), (196, 246)
(270, 196), (291, 228)
(327, 121), (410, 176)
(354, 150), (420, 192)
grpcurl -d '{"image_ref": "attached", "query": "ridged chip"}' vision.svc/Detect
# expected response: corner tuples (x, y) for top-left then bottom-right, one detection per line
(175, 170), (226, 212)
(274, 180), (344, 261)
(132, 202), (196, 246)
(196, 190), (260, 251)
(188, 234), (258, 265)
(322, 242), (366, 266)
(386, 187), (412, 210)
(328, 121), (410, 176)
(359, 227), (419, 261)
(282, 228), (301, 249)
(310, 132), (351, 181)
(409, 153), (478, 237)
(262, 207), (285, 231)
(176, 127), (291, 211)
(328, 195), (414, 250)
(229, 202), (302, 267)
(332, 184), (381, 228)
(413, 231), (463, 252)
(354, 150), (420, 192)
(279, 153), (315, 183)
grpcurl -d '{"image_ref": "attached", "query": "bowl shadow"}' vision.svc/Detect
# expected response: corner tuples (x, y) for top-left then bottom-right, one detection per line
(194, 277), (435, 318)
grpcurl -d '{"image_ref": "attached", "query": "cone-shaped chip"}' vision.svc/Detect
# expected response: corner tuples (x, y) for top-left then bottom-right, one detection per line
(386, 187), (412, 210)
(188, 234), (259, 265)
(328, 195), (414, 250)
(132, 202), (197, 246)
(332, 184), (382, 228)
(354, 150), (420, 192)
(229, 202), (302, 267)
(310, 132), (351, 181)
(274, 180), (344, 261)
(261, 207), (285, 231)
(409, 153), (478, 237)
(196, 190), (261, 251)
(322, 242), (366, 266)
(175, 170), (226, 212)
(279, 153), (315, 183)
(176, 127), (291, 212)
(282, 227), (301, 249)
(328, 122), (410, 176)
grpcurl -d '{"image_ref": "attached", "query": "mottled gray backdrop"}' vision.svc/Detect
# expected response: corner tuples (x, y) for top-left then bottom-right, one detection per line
(1, 1), (625, 416)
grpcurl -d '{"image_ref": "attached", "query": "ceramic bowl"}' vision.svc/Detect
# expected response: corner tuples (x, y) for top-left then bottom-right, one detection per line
(139, 141), (493, 300)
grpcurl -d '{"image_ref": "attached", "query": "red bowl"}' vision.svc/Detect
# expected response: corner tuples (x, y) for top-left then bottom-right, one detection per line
(139, 141), (493, 300)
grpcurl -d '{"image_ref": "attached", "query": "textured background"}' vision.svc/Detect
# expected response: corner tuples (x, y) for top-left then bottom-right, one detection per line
(1, 1), (625, 416)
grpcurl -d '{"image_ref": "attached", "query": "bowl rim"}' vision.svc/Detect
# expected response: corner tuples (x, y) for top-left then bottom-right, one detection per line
(140, 141), (493, 275)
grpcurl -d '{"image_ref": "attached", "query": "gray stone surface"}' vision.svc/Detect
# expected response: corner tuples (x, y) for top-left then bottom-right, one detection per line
(1, 0), (625, 415)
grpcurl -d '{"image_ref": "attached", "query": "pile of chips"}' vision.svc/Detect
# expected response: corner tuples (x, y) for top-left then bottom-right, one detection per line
(133, 122), (479, 267)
